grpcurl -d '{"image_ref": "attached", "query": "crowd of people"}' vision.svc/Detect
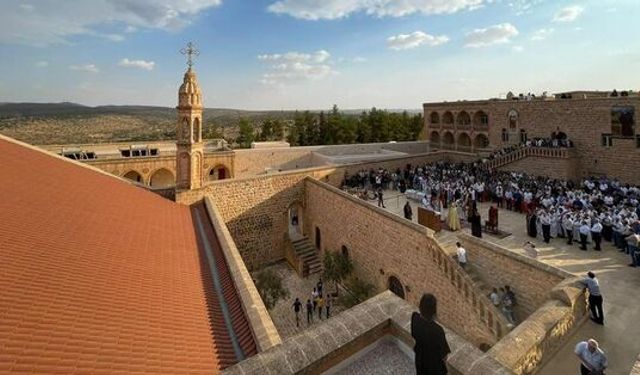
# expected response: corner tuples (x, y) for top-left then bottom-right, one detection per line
(292, 277), (333, 328)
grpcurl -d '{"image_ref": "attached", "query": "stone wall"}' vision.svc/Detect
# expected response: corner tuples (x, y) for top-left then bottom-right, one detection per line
(221, 291), (512, 375)
(457, 233), (569, 320)
(424, 97), (640, 184)
(304, 178), (503, 347)
(488, 278), (587, 375)
(203, 197), (281, 352)
(233, 148), (315, 177)
(497, 155), (579, 181)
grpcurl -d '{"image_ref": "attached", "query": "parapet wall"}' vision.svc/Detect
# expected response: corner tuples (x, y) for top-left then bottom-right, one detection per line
(457, 233), (569, 320)
(497, 155), (579, 181)
(304, 178), (506, 347)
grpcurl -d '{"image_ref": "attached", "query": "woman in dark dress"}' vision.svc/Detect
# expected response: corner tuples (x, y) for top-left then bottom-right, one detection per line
(411, 294), (451, 375)
(527, 212), (538, 238)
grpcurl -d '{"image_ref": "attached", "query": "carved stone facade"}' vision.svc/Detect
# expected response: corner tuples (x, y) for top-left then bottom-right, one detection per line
(176, 67), (205, 190)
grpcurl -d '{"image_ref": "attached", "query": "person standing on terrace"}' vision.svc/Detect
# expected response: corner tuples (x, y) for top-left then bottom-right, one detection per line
(411, 293), (451, 375)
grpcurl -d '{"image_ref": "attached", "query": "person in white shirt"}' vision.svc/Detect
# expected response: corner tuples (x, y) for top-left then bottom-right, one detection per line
(489, 287), (501, 307)
(579, 222), (590, 250)
(575, 339), (607, 375)
(563, 215), (575, 245)
(456, 242), (467, 269)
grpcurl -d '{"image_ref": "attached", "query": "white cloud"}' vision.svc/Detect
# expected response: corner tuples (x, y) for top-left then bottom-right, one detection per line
(508, 0), (544, 15)
(118, 58), (155, 70)
(267, 0), (486, 20)
(553, 5), (583, 22)
(530, 28), (553, 41)
(464, 23), (519, 48)
(387, 31), (449, 50)
(35, 61), (49, 68)
(512, 45), (524, 52)
(69, 64), (99, 73)
(0, 0), (222, 46)
(258, 50), (337, 85)
(102, 33), (125, 42)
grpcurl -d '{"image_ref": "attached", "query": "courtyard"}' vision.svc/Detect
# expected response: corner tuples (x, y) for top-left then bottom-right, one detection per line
(370, 190), (640, 375)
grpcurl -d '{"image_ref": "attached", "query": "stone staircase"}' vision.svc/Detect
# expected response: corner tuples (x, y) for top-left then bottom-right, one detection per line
(291, 237), (323, 277)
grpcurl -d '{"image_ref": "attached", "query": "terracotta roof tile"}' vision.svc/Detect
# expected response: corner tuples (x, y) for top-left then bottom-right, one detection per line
(0, 137), (256, 373)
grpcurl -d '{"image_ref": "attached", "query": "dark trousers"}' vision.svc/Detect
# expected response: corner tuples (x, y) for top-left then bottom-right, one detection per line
(603, 225), (612, 241)
(542, 224), (551, 243)
(589, 294), (604, 324)
(580, 234), (588, 250)
(592, 232), (602, 251)
(566, 230), (573, 245)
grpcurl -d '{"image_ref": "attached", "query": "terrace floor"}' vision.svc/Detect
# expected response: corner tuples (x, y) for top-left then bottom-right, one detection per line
(372, 190), (640, 375)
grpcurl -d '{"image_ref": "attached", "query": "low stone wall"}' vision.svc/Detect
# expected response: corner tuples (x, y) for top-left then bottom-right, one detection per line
(304, 178), (508, 347)
(221, 291), (512, 375)
(457, 233), (569, 320)
(487, 278), (587, 375)
(203, 197), (282, 352)
(234, 147), (315, 177)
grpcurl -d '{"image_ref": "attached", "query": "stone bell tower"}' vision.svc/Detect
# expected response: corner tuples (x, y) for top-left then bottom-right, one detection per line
(176, 42), (204, 190)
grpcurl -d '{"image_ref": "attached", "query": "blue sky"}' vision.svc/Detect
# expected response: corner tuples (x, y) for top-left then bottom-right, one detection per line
(0, 0), (638, 110)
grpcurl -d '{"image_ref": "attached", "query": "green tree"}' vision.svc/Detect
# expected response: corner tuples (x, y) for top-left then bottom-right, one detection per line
(254, 269), (289, 310)
(322, 250), (354, 295)
(302, 111), (318, 145)
(204, 120), (223, 139)
(237, 118), (254, 148)
(272, 119), (284, 141)
(338, 276), (376, 308)
(259, 119), (274, 141)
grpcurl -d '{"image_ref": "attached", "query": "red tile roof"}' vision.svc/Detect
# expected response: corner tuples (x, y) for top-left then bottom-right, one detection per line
(0, 137), (256, 373)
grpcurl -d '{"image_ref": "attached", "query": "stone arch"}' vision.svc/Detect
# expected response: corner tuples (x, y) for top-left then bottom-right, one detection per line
(388, 275), (405, 299)
(430, 131), (440, 145)
(181, 117), (190, 141)
(429, 112), (440, 124)
(193, 117), (201, 142)
(473, 110), (489, 126)
(315, 226), (321, 250)
(443, 111), (454, 125)
(457, 132), (471, 148)
(501, 128), (509, 142)
(442, 131), (454, 149)
(149, 168), (175, 188)
(122, 170), (143, 183)
(473, 133), (489, 149)
(456, 111), (471, 125)
(208, 164), (231, 180)
(287, 201), (304, 239)
(178, 152), (190, 183)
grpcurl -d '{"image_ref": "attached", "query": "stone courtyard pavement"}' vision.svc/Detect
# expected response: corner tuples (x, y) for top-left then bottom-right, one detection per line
(372, 190), (640, 375)
(259, 262), (346, 340)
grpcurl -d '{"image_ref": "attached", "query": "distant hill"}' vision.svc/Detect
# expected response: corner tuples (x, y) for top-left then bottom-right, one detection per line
(0, 102), (421, 145)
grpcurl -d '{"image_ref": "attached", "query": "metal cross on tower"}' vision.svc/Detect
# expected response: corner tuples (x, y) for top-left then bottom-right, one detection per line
(180, 42), (199, 68)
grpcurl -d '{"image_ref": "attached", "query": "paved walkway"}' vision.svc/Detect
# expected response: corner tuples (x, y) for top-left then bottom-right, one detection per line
(372, 190), (640, 375)
(258, 262), (346, 340)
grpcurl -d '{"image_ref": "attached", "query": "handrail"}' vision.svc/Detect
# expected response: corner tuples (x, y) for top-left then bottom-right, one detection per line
(483, 147), (574, 170)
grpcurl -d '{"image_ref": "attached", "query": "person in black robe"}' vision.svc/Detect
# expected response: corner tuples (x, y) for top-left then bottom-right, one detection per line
(527, 212), (538, 238)
(411, 294), (451, 375)
(471, 209), (482, 238)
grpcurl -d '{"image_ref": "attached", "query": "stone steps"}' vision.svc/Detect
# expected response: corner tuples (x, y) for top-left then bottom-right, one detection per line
(292, 237), (322, 277)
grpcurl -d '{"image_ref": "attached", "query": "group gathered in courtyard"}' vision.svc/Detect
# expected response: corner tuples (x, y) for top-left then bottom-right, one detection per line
(292, 277), (333, 328)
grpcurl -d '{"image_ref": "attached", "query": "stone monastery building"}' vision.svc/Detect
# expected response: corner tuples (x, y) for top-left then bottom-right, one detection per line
(1, 62), (639, 374)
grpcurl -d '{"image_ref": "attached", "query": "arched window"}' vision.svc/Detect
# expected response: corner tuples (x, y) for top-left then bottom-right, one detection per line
(443, 111), (454, 125)
(209, 165), (230, 180)
(520, 129), (527, 143)
(473, 134), (489, 149)
(315, 227), (321, 250)
(501, 128), (509, 142)
(149, 168), (175, 188)
(430, 131), (440, 145)
(473, 111), (489, 127)
(457, 133), (471, 148)
(341, 245), (349, 259)
(193, 117), (201, 142)
(456, 111), (471, 125)
(123, 170), (142, 183)
(388, 276), (405, 299)
(442, 132), (455, 149)
(430, 112), (440, 124)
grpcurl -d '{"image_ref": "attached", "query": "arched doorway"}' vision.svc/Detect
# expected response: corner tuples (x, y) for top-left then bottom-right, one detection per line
(149, 168), (175, 188)
(388, 276), (405, 299)
(430, 131), (440, 146)
(209, 165), (230, 180)
(457, 133), (471, 151)
(442, 132), (454, 149)
(123, 170), (142, 183)
(315, 227), (321, 250)
(473, 111), (489, 127)
(473, 133), (489, 149)
(288, 203), (303, 239)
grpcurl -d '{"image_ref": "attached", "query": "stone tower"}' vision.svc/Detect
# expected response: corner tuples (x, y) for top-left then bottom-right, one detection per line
(175, 66), (204, 190)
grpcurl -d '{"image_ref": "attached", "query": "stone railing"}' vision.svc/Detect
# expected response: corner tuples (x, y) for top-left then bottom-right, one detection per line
(147, 186), (176, 200)
(282, 235), (304, 278)
(221, 291), (512, 375)
(483, 147), (575, 170)
(425, 236), (513, 342)
(488, 278), (587, 375)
